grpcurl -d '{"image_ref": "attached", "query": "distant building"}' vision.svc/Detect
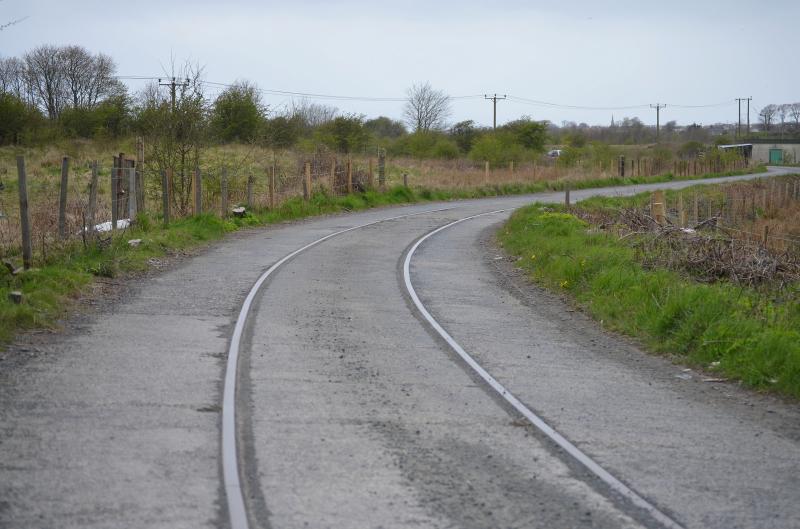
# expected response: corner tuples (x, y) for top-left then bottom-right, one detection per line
(742, 139), (800, 164)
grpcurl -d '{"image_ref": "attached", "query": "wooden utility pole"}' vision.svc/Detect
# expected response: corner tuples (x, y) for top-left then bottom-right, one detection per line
(16, 156), (32, 269)
(159, 77), (190, 112)
(484, 94), (507, 130)
(58, 156), (69, 239)
(650, 103), (666, 142)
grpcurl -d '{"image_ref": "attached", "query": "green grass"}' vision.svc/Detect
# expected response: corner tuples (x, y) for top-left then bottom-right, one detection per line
(497, 202), (800, 399)
(0, 164), (767, 348)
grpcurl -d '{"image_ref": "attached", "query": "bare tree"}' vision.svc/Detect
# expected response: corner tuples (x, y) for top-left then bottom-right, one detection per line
(759, 104), (777, 132)
(291, 99), (337, 130)
(789, 102), (800, 129)
(61, 46), (120, 109)
(403, 82), (451, 132)
(24, 44), (66, 119)
(0, 56), (27, 100)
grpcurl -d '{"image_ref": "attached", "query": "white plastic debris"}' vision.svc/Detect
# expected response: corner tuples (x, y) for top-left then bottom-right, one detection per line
(93, 219), (130, 233)
(127, 239), (142, 247)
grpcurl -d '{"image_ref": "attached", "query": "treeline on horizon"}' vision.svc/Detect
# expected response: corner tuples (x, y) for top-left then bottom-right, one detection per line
(2, 44), (798, 166)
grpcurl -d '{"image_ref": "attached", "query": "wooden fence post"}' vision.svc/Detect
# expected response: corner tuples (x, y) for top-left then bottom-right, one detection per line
(693, 193), (699, 224)
(127, 158), (137, 220)
(162, 169), (171, 226)
(509, 160), (514, 175)
(111, 156), (118, 231)
(221, 166), (228, 216)
(16, 156), (32, 270)
(347, 157), (353, 194)
(565, 183), (571, 207)
(763, 225), (770, 247)
(678, 194), (685, 228)
(117, 152), (126, 222)
(247, 172), (254, 209)
(58, 156), (69, 239)
(269, 165), (276, 209)
(403, 172), (408, 188)
(378, 149), (386, 188)
(329, 158), (337, 194)
(303, 162), (311, 201)
(136, 136), (145, 213)
(484, 161), (489, 180)
(194, 165), (202, 215)
(652, 190), (666, 224)
(87, 161), (98, 240)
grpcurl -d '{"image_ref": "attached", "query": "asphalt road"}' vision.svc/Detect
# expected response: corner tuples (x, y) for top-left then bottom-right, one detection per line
(1, 167), (799, 529)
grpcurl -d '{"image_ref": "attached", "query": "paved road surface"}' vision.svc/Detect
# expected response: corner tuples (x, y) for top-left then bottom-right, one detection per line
(1, 167), (799, 528)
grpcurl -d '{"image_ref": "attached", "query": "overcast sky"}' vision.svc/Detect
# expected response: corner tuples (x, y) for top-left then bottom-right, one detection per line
(2, 0), (798, 128)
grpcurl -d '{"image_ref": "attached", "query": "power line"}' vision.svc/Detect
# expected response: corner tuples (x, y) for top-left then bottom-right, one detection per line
(113, 75), (742, 117)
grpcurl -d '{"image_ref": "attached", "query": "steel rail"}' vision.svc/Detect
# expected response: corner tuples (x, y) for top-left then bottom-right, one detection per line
(222, 206), (455, 529)
(402, 210), (686, 529)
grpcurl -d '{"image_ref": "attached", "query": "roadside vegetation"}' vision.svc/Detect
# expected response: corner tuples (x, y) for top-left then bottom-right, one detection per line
(0, 43), (772, 348)
(0, 163), (767, 348)
(498, 175), (800, 398)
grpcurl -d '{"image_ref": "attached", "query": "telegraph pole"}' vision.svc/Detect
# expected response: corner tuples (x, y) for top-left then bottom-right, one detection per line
(736, 98), (743, 138)
(159, 77), (190, 112)
(484, 94), (507, 130)
(650, 103), (666, 142)
(735, 97), (753, 138)
(745, 96), (752, 136)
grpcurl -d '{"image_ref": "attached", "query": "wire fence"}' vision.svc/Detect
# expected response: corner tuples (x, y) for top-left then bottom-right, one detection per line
(0, 145), (757, 270)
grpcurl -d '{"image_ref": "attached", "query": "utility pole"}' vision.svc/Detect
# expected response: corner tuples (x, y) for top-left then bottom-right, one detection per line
(484, 94), (507, 130)
(736, 98), (743, 138)
(159, 77), (190, 112)
(650, 103), (666, 142)
(735, 97), (753, 139)
(745, 96), (752, 136)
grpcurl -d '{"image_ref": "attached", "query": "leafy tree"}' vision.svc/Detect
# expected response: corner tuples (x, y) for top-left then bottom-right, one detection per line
(315, 115), (369, 153)
(364, 116), (406, 138)
(210, 81), (265, 142)
(449, 120), (480, 153)
(389, 131), (458, 159)
(677, 141), (704, 158)
(263, 115), (302, 148)
(135, 62), (207, 214)
(468, 132), (526, 166)
(502, 118), (548, 151)
(0, 92), (40, 144)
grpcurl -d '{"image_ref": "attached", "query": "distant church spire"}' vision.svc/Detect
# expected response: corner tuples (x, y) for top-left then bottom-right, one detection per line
(611, 114), (615, 127)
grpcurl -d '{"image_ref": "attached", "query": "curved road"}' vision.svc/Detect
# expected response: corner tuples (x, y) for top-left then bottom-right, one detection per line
(1, 168), (799, 529)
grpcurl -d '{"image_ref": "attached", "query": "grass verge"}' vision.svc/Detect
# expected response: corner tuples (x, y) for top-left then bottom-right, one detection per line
(497, 201), (800, 399)
(0, 165), (767, 348)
